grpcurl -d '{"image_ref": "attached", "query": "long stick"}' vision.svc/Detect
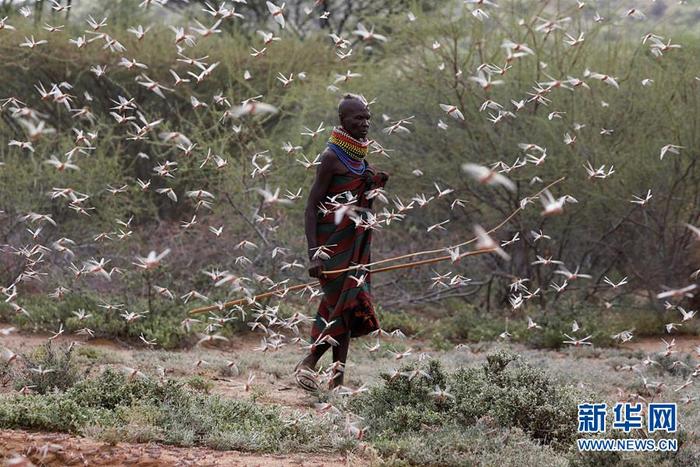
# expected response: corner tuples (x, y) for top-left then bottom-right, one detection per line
(188, 248), (496, 315)
(323, 176), (566, 275)
(188, 177), (566, 315)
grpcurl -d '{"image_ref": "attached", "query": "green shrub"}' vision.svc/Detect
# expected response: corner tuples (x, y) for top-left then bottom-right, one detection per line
(375, 304), (425, 337)
(650, 353), (696, 379)
(64, 369), (182, 410)
(371, 423), (569, 467)
(13, 341), (83, 394)
(0, 392), (115, 432)
(457, 350), (580, 447)
(187, 375), (214, 394)
(0, 369), (352, 453)
(0, 293), (195, 350)
(434, 304), (505, 342)
(429, 301), (692, 350)
(429, 331), (453, 351)
(73, 345), (124, 365)
(0, 288), (262, 350)
(0, 361), (12, 387)
(349, 349), (582, 465)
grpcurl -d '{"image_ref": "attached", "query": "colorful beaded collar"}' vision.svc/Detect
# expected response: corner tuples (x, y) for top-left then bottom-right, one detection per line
(328, 127), (369, 161)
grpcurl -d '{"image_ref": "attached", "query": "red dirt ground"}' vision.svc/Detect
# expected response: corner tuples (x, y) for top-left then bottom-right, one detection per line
(0, 429), (365, 466)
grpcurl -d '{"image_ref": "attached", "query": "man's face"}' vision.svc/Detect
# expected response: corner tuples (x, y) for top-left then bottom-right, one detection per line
(341, 101), (371, 140)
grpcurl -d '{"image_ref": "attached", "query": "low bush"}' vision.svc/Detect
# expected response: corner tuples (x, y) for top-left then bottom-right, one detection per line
(651, 353), (696, 379)
(370, 422), (569, 467)
(0, 286), (280, 350)
(187, 375), (214, 394)
(429, 300), (697, 350)
(375, 304), (426, 337)
(433, 304), (507, 343)
(349, 349), (697, 465)
(0, 293), (237, 350)
(12, 341), (83, 394)
(0, 362), (11, 388)
(0, 369), (352, 454)
(6, 293), (198, 349)
(348, 349), (582, 465)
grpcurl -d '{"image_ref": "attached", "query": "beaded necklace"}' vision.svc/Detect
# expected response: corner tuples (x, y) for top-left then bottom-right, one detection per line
(328, 143), (367, 175)
(328, 127), (369, 161)
(327, 127), (370, 176)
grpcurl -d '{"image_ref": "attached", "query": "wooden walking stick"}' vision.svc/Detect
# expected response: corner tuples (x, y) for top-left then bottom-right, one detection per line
(188, 176), (566, 316)
(327, 176), (567, 273)
(187, 248), (496, 315)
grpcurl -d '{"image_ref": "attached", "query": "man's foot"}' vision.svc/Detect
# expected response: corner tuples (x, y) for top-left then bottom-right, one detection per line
(296, 369), (320, 392)
(294, 354), (320, 392)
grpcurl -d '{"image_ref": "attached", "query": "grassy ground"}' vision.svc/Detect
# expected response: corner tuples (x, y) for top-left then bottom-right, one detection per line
(1, 321), (698, 466)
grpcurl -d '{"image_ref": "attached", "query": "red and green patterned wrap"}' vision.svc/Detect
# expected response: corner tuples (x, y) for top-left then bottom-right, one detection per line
(311, 167), (387, 341)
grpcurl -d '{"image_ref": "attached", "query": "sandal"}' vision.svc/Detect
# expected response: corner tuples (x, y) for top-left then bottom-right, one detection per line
(294, 358), (320, 392)
(295, 368), (320, 392)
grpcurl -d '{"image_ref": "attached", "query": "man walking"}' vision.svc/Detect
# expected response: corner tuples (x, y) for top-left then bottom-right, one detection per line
(295, 94), (389, 391)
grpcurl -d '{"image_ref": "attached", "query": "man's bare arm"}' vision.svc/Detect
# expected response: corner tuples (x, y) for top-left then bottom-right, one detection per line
(305, 150), (338, 260)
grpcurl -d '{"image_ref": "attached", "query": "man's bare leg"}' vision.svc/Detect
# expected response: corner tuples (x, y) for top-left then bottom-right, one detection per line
(330, 331), (351, 389)
(298, 342), (330, 372)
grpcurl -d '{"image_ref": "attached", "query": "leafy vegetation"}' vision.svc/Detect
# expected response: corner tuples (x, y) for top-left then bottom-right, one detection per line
(347, 349), (695, 466)
(0, 368), (352, 453)
(10, 341), (82, 394)
(1, 0), (698, 341)
(350, 350), (581, 451)
(0, 290), (252, 349)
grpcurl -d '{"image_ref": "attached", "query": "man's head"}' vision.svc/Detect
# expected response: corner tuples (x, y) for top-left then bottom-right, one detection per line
(338, 94), (371, 140)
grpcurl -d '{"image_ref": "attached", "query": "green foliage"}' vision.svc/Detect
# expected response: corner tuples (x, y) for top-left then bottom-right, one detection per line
(0, 369), (352, 453)
(433, 303), (504, 342)
(74, 345), (123, 364)
(349, 349), (582, 465)
(650, 352), (696, 379)
(0, 292), (195, 349)
(13, 341), (82, 395)
(427, 300), (699, 349)
(375, 304), (425, 336)
(65, 369), (183, 410)
(186, 375), (214, 394)
(428, 331), (453, 351)
(370, 422), (569, 467)
(0, 0), (697, 324)
(0, 391), (115, 433)
(0, 361), (11, 387)
(457, 350), (580, 446)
